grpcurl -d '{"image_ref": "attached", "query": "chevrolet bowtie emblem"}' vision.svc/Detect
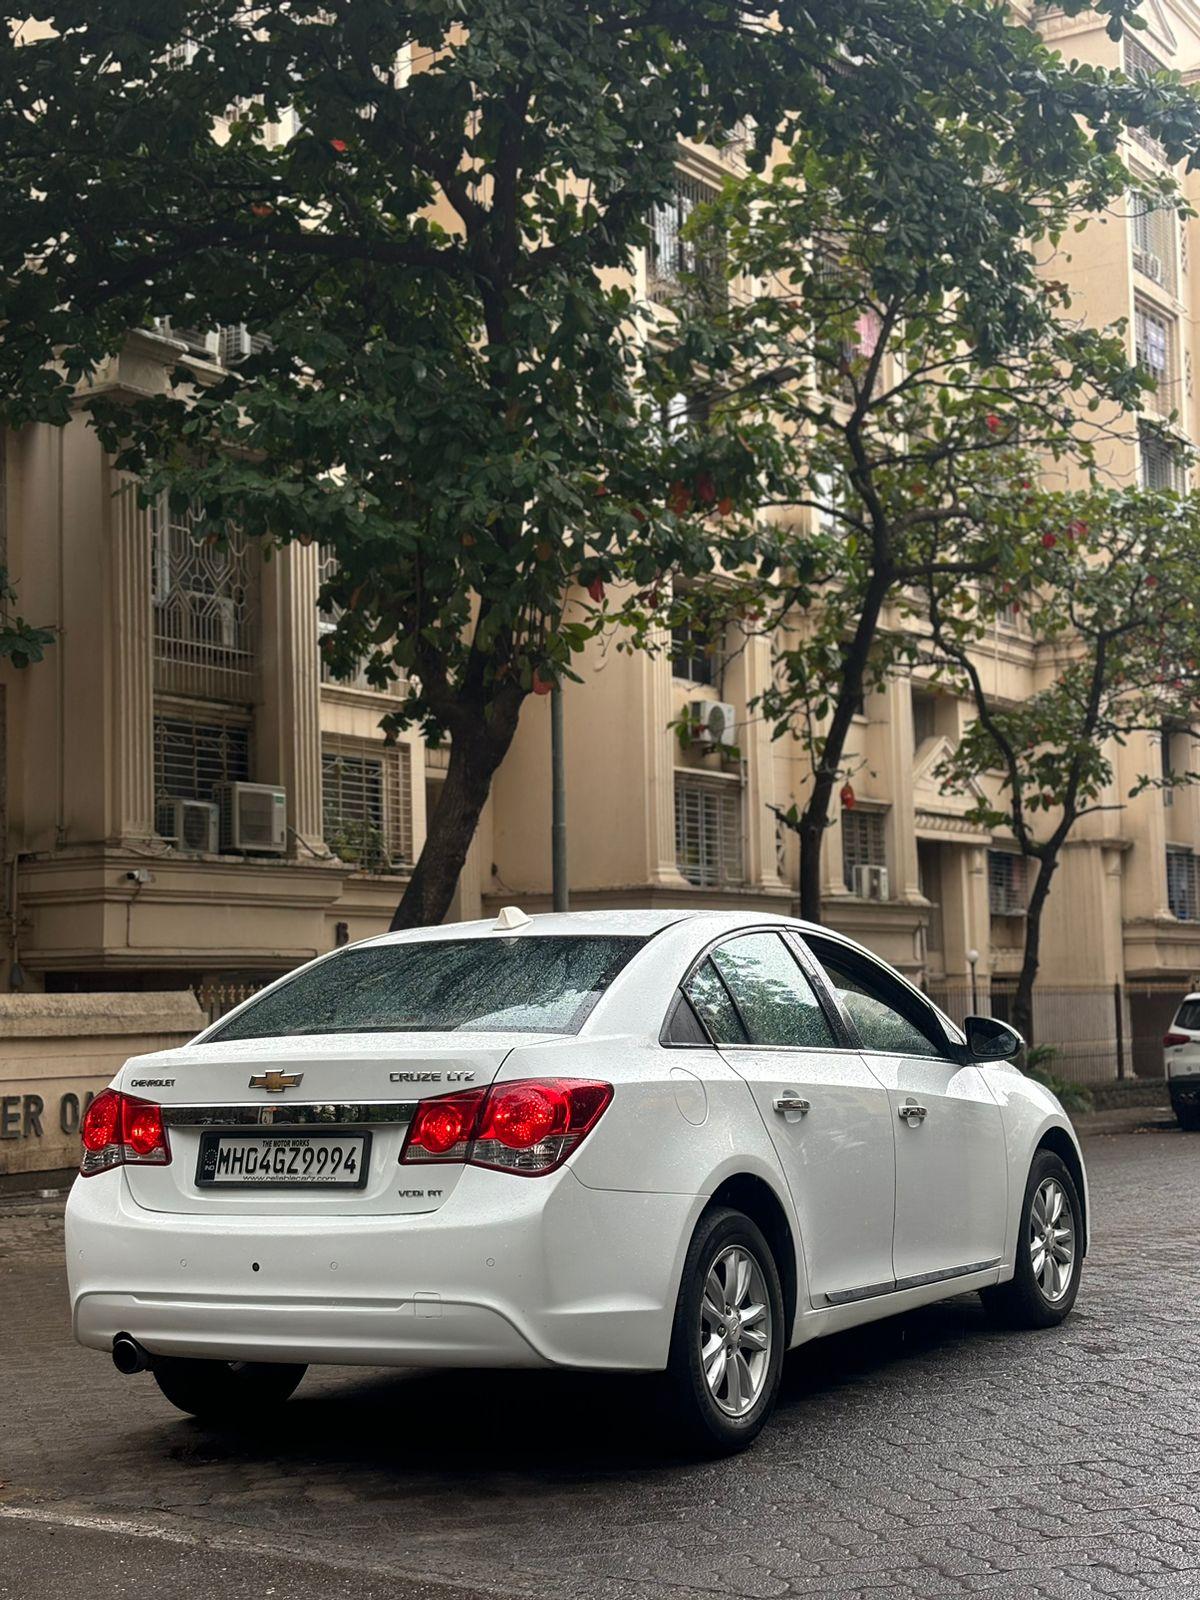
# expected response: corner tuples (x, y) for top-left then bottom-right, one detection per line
(249, 1070), (304, 1093)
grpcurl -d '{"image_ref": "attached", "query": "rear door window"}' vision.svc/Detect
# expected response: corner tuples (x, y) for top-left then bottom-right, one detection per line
(708, 932), (838, 1048)
(211, 936), (648, 1040)
(684, 959), (748, 1045)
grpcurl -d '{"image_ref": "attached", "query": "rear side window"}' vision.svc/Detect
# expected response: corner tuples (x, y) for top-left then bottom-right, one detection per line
(211, 936), (648, 1040)
(710, 933), (838, 1048)
(1176, 1000), (1200, 1031)
(684, 931), (837, 1048)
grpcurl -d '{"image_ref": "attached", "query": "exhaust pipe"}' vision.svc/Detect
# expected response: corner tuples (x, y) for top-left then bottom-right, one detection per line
(112, 1333), (152, 1375)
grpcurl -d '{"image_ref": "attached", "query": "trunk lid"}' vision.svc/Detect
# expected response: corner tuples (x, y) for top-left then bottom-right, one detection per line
(118, 1031), (549, 1215)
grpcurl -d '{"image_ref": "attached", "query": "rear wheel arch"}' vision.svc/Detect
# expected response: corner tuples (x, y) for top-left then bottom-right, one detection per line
(1035, 1127), (1087, 1254)
(704, 1173), (799, 1343)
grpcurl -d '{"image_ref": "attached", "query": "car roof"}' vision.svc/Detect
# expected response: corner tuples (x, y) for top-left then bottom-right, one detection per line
(354, 908), (824, 946)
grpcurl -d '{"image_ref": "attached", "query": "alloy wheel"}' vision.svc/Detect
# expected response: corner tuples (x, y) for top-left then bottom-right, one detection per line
(699, 1244), (773, 1417)
(1029, 1176), (1075, 1303)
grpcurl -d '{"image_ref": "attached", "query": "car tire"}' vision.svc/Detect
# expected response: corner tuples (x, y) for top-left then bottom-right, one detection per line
(981, 1149), (1083, 1329)
(662, 1206), (785, 1455)
(152, 1357), (307, 1421)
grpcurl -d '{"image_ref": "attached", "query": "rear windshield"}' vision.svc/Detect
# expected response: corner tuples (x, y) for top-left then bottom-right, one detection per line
(210, 936), (649, 1041)
(1176, 1000), (1200, 1031)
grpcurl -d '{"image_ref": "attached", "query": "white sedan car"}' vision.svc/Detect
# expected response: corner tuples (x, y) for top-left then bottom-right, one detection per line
(66, 909), (1086, 1452)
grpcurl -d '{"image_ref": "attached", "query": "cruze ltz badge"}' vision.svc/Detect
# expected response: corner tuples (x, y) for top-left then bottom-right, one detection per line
(248, 1071), (304, 1093)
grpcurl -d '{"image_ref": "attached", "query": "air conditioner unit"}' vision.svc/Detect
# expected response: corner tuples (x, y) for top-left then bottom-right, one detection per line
(213, 782), (288, 854)
(155, 797), (220, 853)
(1133, 248), (1164, 284)
(688, 699), (738, 749)
(853, 864), (889, 902)
(220, 324), (253, 364)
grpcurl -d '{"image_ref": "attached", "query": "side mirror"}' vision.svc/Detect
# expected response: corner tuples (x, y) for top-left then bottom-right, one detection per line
(964, 1014), (1024, 1063)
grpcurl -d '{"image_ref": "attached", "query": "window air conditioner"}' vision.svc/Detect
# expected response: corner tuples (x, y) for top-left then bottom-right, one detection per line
(1133, 248), (1164, 284)
(178, 591), (237, 648)
(853, 864), (889, 901)
(688, 699), (738, 749)
(213, 782), (288, 854)
(155, 797), (220, 853)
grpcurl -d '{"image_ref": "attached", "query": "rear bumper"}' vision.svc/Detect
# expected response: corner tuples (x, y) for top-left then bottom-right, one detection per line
(65, 1165), (699, 1372)
(1169, 1077), (1200, 1109)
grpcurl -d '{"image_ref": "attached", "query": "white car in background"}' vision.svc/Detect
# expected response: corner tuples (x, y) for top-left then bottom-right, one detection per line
(1163, 993), (1200, 1129)
(66, 910), (1087, 1453)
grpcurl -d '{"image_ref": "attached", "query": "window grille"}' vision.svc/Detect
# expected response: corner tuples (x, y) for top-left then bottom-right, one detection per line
(674, 776), (743, 887)
(1139, 422), (1184, 490)
(988, 850), (1027, 917)
(1134, 299), (1177, 416)
(841, 809), (886, 891)
(1131, 192), (1178, 293)
(151, 496), (259, 703)
(1124, 40), (1171, 162)
(1166, 846), (1200, 920)
(647, 172), (726, 306)
(154, 709), (250, 804)
(322, 736), (413, 872)
(671, 620), (715, 685)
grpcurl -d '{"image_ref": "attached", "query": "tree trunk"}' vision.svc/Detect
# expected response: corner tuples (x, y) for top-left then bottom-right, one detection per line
(796, 572), (892, 923)
(1011, 852), (1058, 1046)
(389, 692), (524, 930)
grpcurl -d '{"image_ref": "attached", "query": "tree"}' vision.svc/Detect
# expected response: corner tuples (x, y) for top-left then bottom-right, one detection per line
(925, 483), (1200, 1043)
(2, 0), (1199, 926)
(646, 52), (1198, 921)
(0, 571), (52, 668)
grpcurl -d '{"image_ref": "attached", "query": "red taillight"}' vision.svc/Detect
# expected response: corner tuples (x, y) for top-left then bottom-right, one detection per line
(1164, 1032), (1190, 1048)
(399, 1079), (612, 1177)
(79, 1089), (171, 1176)
(403, 1089), (485, 1162)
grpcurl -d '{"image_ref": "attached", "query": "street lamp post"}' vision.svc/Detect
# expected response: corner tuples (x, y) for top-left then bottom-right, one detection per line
(967, 947), (980, 1015)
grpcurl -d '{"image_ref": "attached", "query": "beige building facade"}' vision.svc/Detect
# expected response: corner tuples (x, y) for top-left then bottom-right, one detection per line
(4, 2), (1200, 1181)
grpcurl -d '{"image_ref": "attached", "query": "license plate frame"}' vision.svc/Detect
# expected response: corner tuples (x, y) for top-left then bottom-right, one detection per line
(195, 1129), (372, 1190)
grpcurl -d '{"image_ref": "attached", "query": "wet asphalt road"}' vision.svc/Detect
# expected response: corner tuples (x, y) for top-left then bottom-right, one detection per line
(3, 1118), (1199, 1600)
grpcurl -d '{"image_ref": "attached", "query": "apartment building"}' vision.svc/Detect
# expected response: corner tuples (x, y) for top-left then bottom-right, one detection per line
(2, 2), (1199, 1081)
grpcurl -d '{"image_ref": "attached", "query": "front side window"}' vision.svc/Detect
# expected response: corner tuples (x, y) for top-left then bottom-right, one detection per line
(807, 937), (946, 1059)
(212, 936), (647, 1040)
(709, 933), (838, 1048)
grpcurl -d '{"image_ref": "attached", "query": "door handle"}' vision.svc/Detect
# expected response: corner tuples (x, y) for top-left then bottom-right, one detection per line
(898, 1100), (928, 1124)
(773, 1092), (811, 1115)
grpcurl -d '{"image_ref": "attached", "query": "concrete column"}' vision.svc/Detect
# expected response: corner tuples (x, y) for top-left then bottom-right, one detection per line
(886, 678), (920, 902)
(728, 633), (786, 891)
(258, 543), (324, 854)
(644, 630), (686, 886)
(109, 478), (155, 841)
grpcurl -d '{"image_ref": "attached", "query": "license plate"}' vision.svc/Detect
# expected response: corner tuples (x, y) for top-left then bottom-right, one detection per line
(196, 1131), (370, 1188)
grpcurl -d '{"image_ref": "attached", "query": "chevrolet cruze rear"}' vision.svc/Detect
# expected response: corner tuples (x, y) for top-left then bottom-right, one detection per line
(66, 909), (1088, 1452)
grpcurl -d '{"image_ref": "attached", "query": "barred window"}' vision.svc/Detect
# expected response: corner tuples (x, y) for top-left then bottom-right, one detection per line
(1139, 422), (1185, 491)
(1167, 846), (1200, 920)
(647, 172), (726, 306)
(151, 496), (259, 703)
(988, 850), (1027, 917)
(674, 776), (743, 887)
(671, 619), (715, 685)
(1131, 192), (1178, 293)
(154, 710), (250, 803)
(841, 809), (887, 892)
(322, 737), (413, 872)
(1134, 298), (1177, 416)
(1124, 40), (1171, 163)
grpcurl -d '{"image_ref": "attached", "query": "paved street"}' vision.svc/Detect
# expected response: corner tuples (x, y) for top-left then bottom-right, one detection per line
(3, 1120), (1199, 1600)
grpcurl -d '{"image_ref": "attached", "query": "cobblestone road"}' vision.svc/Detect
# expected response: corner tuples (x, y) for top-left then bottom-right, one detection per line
(3, 1122), (1199, 1600)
